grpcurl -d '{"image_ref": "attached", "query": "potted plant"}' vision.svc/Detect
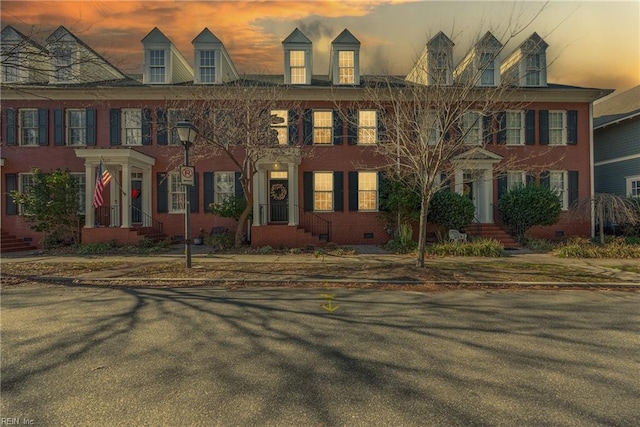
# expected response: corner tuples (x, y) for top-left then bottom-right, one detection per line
(193, 228), (205, 245)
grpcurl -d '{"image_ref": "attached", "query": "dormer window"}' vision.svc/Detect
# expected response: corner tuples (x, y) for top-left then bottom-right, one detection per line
(434, 52), (449, 84)
(525, 53), (542, 86)
(53, 44), (75, 82)
(338, 51), (354, 84)
(199, 50), (215, 83)
(289, 50), (306, 84)
(480, 52), (495, 86)
(500, 32), (548, 87)
(149, 50), (166, 83)
(1, 53), (19, 82)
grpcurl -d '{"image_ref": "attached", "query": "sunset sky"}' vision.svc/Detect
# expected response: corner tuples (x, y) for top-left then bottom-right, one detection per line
(1, 1), (638, 94)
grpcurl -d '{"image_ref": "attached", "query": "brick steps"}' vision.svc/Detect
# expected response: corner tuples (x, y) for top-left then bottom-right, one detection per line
(1, 230), (37, 253)
(467, 224), (521, 249)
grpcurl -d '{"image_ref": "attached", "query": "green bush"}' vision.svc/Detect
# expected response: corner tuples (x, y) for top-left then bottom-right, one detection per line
(521, 237), (556, 253)
(428, 191), (475, 239)
(386, 223), (417, 254)
(205, 232), (232, 251)
(259, 245), (274, 254)
(498, 184), (561, 238)
(554, 237), (640, 258)
(427, 239), (505, 257)
(208, 196), (248, 221)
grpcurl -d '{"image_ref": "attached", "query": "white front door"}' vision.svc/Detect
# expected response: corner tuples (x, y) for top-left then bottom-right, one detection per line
(462, 169), (493, 223)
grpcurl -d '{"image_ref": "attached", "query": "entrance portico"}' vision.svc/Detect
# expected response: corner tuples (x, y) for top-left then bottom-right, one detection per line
(452, 148), (502, 223)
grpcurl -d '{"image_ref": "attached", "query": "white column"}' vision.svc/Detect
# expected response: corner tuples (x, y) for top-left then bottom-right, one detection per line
(454, 169), (464, 195)
(288, 163), (296, 225)
(252, 170), (261, 226)
(109, 166), (120, 227)
(85, 162), (94, 228)
(121, 163), (131, 228)
(143, 167), (153, 226)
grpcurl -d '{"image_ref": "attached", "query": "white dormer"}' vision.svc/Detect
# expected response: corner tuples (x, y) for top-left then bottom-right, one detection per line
(500, 32), (548, 87)
(46, 26), (125, 84)
(330, 29), (360, 86)
(142, 27), (193, 84)
(454, 32), (502, 87)
(192, 28), (238, 84)
(1, 25), (48, 84)
(406, 31), (455, 86)
(282, 28), (312, 85)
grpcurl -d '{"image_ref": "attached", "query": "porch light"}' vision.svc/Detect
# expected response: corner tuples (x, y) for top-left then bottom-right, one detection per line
(176, 120), (198, 268)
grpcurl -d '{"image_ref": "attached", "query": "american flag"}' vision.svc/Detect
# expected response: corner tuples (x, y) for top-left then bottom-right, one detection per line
(92, 162), (112, 208)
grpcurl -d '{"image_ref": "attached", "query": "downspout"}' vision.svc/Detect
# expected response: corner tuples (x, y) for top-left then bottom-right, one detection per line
(589, 101), (595, 239)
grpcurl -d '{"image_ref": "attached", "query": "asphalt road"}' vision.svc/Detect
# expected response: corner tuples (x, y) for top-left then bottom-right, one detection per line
(1, 284), (639, 426)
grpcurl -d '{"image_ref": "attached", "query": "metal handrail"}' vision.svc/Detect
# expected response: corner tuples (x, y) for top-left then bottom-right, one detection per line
(132, 206), (163, 236)
(297, 205), (331, 241)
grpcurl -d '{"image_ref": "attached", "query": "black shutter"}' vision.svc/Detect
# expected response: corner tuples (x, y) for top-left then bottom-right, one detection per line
(526, 173), (536, 186)
(539, 110), (549, 145)
(377, 109), (387, 143)
(5, 173), (17, 215)
(497, 111), (506, 144)
(5, 109), (16, 145)
(157, 172), (168, 213)
(110, 109), (121, 145)
(288, 109), (299, 145)
(482, 114), (493, 144)
(303, 109), (313, 145)
(235, 172), (244, 198)
(567, 110), (578, 145)
(38, 109), (49, 146)
(54, 109), (64, 145)
(333, 110), (343, 145)
(540, 171), (550, 189)
(203, 172), (214, 212)
(333, 172), (344, 212)
(525, 110), (535, 145)
(303, 171), (313, 211)
(156, 109), (168, 145)
(86, 109), (96, 146)
(378, 171), (388, 211)
(497, 175), (507, 200)
(348, 171), (358, 211)
(190, 173), (199, 213)
(142, 109), (152, 145)
(347, 109), (358, 145)
(568, 171), (579, 207)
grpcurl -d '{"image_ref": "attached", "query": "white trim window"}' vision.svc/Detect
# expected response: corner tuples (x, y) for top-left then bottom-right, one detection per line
(66, 109), (86, 146)
(479, 52), (495, 86)
(424, 111), (441, 145)
(506, 111), (524, 145)
(19, 109), (39, 146)
(550, 171), (569, 210)
(214, 172), (235, 203)
(71, 173), (86, 214)
(18, 173), (35, 214)
(358, 171), (378, 211)
(338, 51), (355, 84)
(313, 172), (333, 211)
(149, 50), (166, 83)
(313, 110), (332, 145)
(462, 111), (482, 145)
(627, 175), (640, 198)
(525, 53), (542, 86)
(199, 50), (215, 83)
(1, 50), (20, 83)
(507, 171), (526, 190)
(122, 109), (142, 146)
(358, 110), (377, 144)
(168, 109), (188, 145)
(289, 50), (306, 84)
(169, 172), (185, 213)
(549, 110), (567, 145)
(434, 51), (449, 84)
(271, 110), (288, 145)
(53, 44), (74, 82)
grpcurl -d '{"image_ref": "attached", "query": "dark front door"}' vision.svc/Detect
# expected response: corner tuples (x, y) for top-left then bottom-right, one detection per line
(269, 179), (288, 222)
(131, 180), (142, 224)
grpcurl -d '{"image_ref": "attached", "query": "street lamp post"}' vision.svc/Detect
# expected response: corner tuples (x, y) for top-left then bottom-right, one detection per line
(176, 120), (198, 268)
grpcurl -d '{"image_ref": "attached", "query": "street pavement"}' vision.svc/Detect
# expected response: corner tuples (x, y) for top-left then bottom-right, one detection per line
(1, 285), (639, 426)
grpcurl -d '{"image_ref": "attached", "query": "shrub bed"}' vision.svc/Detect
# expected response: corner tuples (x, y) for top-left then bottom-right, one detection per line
(427, 239), (505, 257)
(553, 237), (640, 259)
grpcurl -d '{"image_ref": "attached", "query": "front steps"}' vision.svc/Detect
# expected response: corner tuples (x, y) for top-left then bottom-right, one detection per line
(1, 230), (37, 253)
(467, 223), (521, 249)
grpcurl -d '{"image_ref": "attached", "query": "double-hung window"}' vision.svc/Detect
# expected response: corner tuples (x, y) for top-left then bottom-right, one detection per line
(507, 171), (526, 190)
(548, 111), (567, 145)
(54, 45), (74, 82)
(358, 110), (377, 144)
(290, 51), (306, 84)
(1, 50), (19, 82)
(18, 173), (35, 214)
(525, 53), (541, 86)
(424, 111), (440, 145)
(627, 176), (640, 198)
(358, 171), (378, 211)
(434, 52), (449, 84)
(313, 172), (333, 211)
(122, 109), (142, 146)
(313, 111), (332, 145)
(506, 111), (524, 145)
(199, 50), (215, 83)
(462, 111), (482, 145)
(168, 109), (188, 145)
(271, 110), (288, 145)
(19, 109), (38, 146)
(67, 109), (86, 146)
(169, 172), (185, 213)
(338, 51), (355, 84)
(71, 173), (86, 214)
(550, 171), (568, 210)
(214, 172), (235, 203)
(480, 52), (495, 86)
(149, 50), (165, 83)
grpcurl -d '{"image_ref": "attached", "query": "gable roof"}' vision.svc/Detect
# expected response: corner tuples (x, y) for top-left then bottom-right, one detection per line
(142, 27), (171, 44)
(282, 28), (312, 45)
(594, 85), (640, 128)
(1, 25), (45, 51)
(427, 31), (454, 48)
(192, 27), (222, 44)
(332, 29), (360, 46)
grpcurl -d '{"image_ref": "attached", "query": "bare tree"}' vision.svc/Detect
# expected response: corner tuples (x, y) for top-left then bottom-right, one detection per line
(162, 79), (304, 247)
(572, 194), (640, 244)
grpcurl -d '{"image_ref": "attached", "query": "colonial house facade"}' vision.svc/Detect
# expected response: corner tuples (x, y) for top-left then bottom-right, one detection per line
(1, 25), (611, 251)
